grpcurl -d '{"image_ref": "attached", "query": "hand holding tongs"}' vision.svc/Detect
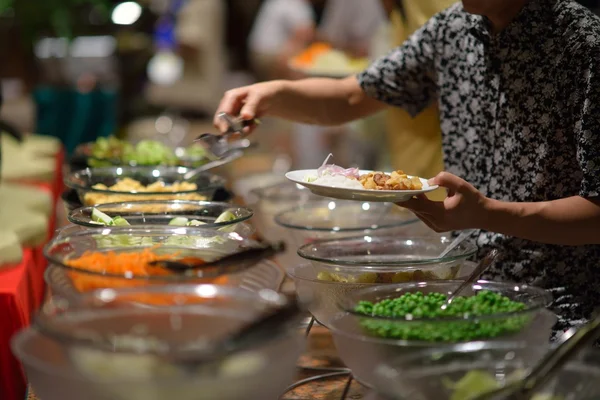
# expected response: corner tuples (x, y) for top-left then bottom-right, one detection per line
(194, 112), (260, 159)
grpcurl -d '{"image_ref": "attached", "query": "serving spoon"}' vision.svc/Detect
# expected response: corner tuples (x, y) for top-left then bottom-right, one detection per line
(437, 229), (477, 259)
(170, 293), (304, 370)
(148, 241), (286, 273)
(439, 248), (499, 310)
(472, 309), (600, 400)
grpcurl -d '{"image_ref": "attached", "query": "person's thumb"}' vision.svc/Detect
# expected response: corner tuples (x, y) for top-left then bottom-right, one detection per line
(428, 172), (466, 197)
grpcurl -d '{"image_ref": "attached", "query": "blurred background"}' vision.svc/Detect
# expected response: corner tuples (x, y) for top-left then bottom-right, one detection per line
(1, 0), (599, 172)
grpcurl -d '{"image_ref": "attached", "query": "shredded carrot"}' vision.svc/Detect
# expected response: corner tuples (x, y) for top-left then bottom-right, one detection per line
(67, 247), (176, 278)
(66, 248), (230, 304)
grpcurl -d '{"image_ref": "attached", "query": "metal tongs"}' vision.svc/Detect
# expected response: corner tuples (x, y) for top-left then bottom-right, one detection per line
(171, 293), (304, 369)
(473, 309), (600, 400)
(194, 112), (259, 159)
(148, 241), (286, 274)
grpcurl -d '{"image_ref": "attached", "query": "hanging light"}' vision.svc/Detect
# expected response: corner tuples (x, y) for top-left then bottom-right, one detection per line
(111, 2), (142, 25)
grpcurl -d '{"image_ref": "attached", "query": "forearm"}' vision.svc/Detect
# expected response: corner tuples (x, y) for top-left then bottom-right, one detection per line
(482, 196), (600, 245)
(270, 77), (386, 126)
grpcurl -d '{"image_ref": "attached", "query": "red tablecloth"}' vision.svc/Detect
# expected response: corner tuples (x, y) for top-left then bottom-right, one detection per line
(0, 147), (64, 400)
(0, 250), (39, 400)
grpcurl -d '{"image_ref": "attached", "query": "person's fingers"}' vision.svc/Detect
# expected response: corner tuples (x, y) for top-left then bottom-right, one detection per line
(412, 211), (441, 232)
(214, 88), (248, 132)
(428, 171), (466, 197)
(239, 94), (262, 121)
(396, 194), (436, 213)
(241, 120), (259, 135)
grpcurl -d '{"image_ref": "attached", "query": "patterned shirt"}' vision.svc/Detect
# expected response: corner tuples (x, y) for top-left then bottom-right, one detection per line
(358, 0), (600, 336)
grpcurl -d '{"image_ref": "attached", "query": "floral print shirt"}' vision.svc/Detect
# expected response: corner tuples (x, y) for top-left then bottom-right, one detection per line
(358, 0), (600, 337)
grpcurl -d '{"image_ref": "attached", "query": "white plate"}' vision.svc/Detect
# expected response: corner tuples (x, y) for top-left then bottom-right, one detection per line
(285, 169), (439, 203)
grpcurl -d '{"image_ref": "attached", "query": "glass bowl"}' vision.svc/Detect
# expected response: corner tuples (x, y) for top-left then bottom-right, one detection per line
(65, 166), (225, 206)
(12, 285), (304, 400)
(68, 200), (254, 233)
(231, 172), (287, 205)
(276, 201), (423, 244)
(327, 281), (555, 388)
(43, 226), (284, 297)
(274, 200), (430, 268)
(289, 236), (477, 325)
(373, 341), (600, 400)
(248, 181), (320, 265)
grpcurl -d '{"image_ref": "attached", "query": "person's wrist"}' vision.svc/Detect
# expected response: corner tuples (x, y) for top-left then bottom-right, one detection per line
(479, 197), (501, 231)
(273, 80), (295, 104)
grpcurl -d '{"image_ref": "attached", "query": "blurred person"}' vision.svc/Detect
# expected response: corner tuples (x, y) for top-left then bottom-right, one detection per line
(319, 0), (387, 57)
(248, 0), (325, 81)
(307, 0), (388, 169)
(214, 0), (600, 339)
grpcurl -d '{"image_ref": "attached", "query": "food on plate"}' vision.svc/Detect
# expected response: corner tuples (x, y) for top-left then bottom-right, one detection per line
(354, 290), (528, 341)
(65, 248), (229, 295)
(291, 42), (370, 75)
(359, 171), (423, 191)
(304, 154), (423, 191)
(83, 178), (206, 206)
(444, 370), (562, 400)
(307, 173), (364, 190)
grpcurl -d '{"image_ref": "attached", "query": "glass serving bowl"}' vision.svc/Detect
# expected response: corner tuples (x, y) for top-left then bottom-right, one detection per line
(12, 285), (304, 400)
(65, 166), (225, 206)
(248, 181), (320, 265)
(373, 341), (600, 400)
(68, 200), (254, 232)
(274, 200), (431, 269)
(231, 172), (287, 205)
(43, 226), (284, 298)
(328, 281), (555, 388)
(289, 236), (477, 325)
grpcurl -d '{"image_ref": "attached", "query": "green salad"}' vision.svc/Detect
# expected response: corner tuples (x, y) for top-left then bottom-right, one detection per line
(88, 137), (208, 167)
(354, 291), (529, 341)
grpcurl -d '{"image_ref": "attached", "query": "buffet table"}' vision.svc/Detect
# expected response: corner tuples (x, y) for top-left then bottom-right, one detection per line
(1, 147), (64, 400)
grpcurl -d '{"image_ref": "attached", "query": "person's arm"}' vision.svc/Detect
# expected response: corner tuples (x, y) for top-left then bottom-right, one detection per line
(216, 7), (447, 132)
(482, 197), (600, 245)
(271, 77), (387, 124)
(398, 173), (600, 245)
(215, 76), (387, 130)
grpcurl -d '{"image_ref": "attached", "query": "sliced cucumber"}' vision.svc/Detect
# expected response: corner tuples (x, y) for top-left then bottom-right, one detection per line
(91, 208), (114, 225)
(186, 219), (206, 226)
(215, 210), (237, 223)
(112, 216), (130, 226)
(168, 217), (189, 226)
